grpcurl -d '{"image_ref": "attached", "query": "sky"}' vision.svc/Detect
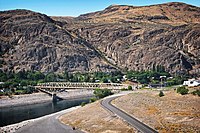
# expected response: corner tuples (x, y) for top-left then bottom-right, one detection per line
(0, 0), (199, 17)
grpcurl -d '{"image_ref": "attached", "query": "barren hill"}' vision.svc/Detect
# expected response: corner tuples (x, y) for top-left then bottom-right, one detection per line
(0, 9), (116, 73)
(77, 2), (200, 25)
(0, 2), (200, 75)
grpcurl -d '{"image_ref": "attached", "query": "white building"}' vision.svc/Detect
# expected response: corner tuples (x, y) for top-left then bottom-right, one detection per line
(183, 79), (200, 87)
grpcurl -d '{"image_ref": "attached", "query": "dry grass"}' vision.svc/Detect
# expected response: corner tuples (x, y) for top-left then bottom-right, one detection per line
(59, 101), (136, 133)
(113, 90), (200, 133)
(59, 89), (200, 133)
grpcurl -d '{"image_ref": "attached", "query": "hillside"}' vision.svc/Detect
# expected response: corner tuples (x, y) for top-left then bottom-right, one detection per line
(0, 10), (116, 73)
(76, 2), (200, 25)
(0, 2), (200, 75)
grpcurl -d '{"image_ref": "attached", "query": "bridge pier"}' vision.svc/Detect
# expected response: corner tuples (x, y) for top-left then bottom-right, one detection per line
(52, 93), (57, 102)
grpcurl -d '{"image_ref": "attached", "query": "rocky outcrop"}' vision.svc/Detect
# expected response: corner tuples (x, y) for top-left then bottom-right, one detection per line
(63, 2), (200, 75)
(0, 2), (200, 75)
(0, 9), (116, 73)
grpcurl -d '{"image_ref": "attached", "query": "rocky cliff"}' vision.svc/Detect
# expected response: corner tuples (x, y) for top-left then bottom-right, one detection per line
(0, 9), (116, 73)
(0, 2), (200, 75)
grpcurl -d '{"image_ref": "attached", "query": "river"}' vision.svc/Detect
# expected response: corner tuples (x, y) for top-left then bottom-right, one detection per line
(0, 97), (91, 127)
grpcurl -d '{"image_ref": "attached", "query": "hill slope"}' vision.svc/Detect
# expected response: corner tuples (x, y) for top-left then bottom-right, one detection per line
(0, 9), (116, 73)
(0, 2), (200, 75)
(63, 2), (200, 74)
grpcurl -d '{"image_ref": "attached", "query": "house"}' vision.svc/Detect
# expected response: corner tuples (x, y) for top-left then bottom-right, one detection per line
(183, 79), (200, 87)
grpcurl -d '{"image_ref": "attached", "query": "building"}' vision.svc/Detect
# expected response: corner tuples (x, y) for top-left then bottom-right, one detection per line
(183, 79), (200, 87)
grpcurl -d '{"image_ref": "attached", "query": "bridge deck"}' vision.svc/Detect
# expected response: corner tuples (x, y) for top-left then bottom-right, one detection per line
(35, 82), (130, 90)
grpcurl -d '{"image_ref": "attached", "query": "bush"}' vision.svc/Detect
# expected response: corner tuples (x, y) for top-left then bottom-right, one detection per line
(128, 86), (132, 90)
(81, 102), (86, 107)
(159, 91), (164, 97)
(121, 86), (133, 91)
(177, 86), (189, 95)
(191, 90), (200, 96)
(94, 88), (113, 99)
(121, 88), (127, 91)
(89, 97), (97, 103)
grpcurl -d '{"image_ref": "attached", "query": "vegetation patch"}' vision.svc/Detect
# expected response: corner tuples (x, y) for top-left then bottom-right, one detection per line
(94, 88), (113, 99)
(159, 91), (165, 97)
(121, 85), (132, 91)
(191, 90), (200, 96)
(176, 86), (189, 95)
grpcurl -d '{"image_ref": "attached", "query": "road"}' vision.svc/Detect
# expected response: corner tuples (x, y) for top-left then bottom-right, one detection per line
(16, 108), (83, 133)
(101, 96), (158, 133)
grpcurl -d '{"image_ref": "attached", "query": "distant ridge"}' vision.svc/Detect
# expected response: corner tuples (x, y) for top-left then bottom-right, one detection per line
(0, 2), (200, 75)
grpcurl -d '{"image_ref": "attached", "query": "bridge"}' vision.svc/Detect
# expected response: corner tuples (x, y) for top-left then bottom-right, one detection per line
(34, 82), (131, 102)
(35, 82), (130, 91)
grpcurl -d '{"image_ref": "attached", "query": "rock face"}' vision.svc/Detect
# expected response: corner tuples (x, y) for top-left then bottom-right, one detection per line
(0, 9), (116, 73)
(0, 2), (200, 75)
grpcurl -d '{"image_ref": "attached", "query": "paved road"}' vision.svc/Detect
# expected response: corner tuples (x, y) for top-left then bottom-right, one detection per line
(101, 96), (158, 133)
(16, 109), (83, 133)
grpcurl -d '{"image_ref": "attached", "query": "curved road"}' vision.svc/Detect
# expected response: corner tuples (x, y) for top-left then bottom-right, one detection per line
(101, 96), (158, 133)
(16, 109), (83, 133)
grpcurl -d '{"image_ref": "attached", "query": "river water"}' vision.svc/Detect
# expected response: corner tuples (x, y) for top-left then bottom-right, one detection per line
(0, 97), (91, 127)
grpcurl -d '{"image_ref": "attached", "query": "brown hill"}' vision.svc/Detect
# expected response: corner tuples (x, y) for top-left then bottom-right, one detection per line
(0, 9), (116, 73)
(0, 2), (200, 75)
(77, 2), (200, 25)
(63, 2), (200, 74)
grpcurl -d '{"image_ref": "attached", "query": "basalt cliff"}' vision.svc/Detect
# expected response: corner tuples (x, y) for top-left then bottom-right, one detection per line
(0, 2), (200, 75)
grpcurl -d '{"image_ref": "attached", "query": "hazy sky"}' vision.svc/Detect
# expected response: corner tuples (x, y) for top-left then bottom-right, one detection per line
(0, 0), (199, 17)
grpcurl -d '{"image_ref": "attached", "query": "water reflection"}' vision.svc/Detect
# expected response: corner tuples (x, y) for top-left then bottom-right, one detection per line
(0, 97), (90, 127)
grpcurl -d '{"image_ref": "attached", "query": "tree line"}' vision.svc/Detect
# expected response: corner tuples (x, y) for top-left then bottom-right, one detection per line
(0, 69), (190, 95)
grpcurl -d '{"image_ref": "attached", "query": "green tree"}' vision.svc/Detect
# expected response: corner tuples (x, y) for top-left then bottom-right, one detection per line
(94, 88), (113, 99)
(33, 71), (45, 80)
(20, 80), (28, 86)
(63, 71), (69, 81)
(14, 70), (27, 80)
(45, 73), (57, 82)
(102, 77), (108, 83)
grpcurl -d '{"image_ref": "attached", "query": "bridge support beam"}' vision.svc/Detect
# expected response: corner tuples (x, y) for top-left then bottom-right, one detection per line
(52, 93), (57, 102)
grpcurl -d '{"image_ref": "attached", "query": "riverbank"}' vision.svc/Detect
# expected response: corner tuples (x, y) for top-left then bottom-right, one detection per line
(0, 89), (94, 108)
(0, 106), (81, 133)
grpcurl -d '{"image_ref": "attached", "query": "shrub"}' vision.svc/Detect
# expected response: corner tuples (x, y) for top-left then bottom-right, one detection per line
(177, 86), (189, 95)
(121, 88), (127, 91)
(159, 91), (164, 97)
(191, 90), (200, 96)
(94, 88), (113, 99)
(121, 86), (133, 91)
(81, 102), (86, 107)
(89, 97), (97, 103)
(128, 86), (132, 90)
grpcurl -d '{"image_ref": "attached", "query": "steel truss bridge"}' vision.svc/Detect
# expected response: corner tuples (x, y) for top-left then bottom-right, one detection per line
(35, 82), (130, 91)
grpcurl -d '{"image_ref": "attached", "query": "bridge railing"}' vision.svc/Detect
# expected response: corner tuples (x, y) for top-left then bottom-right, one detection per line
(35, 82), (131, 90)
